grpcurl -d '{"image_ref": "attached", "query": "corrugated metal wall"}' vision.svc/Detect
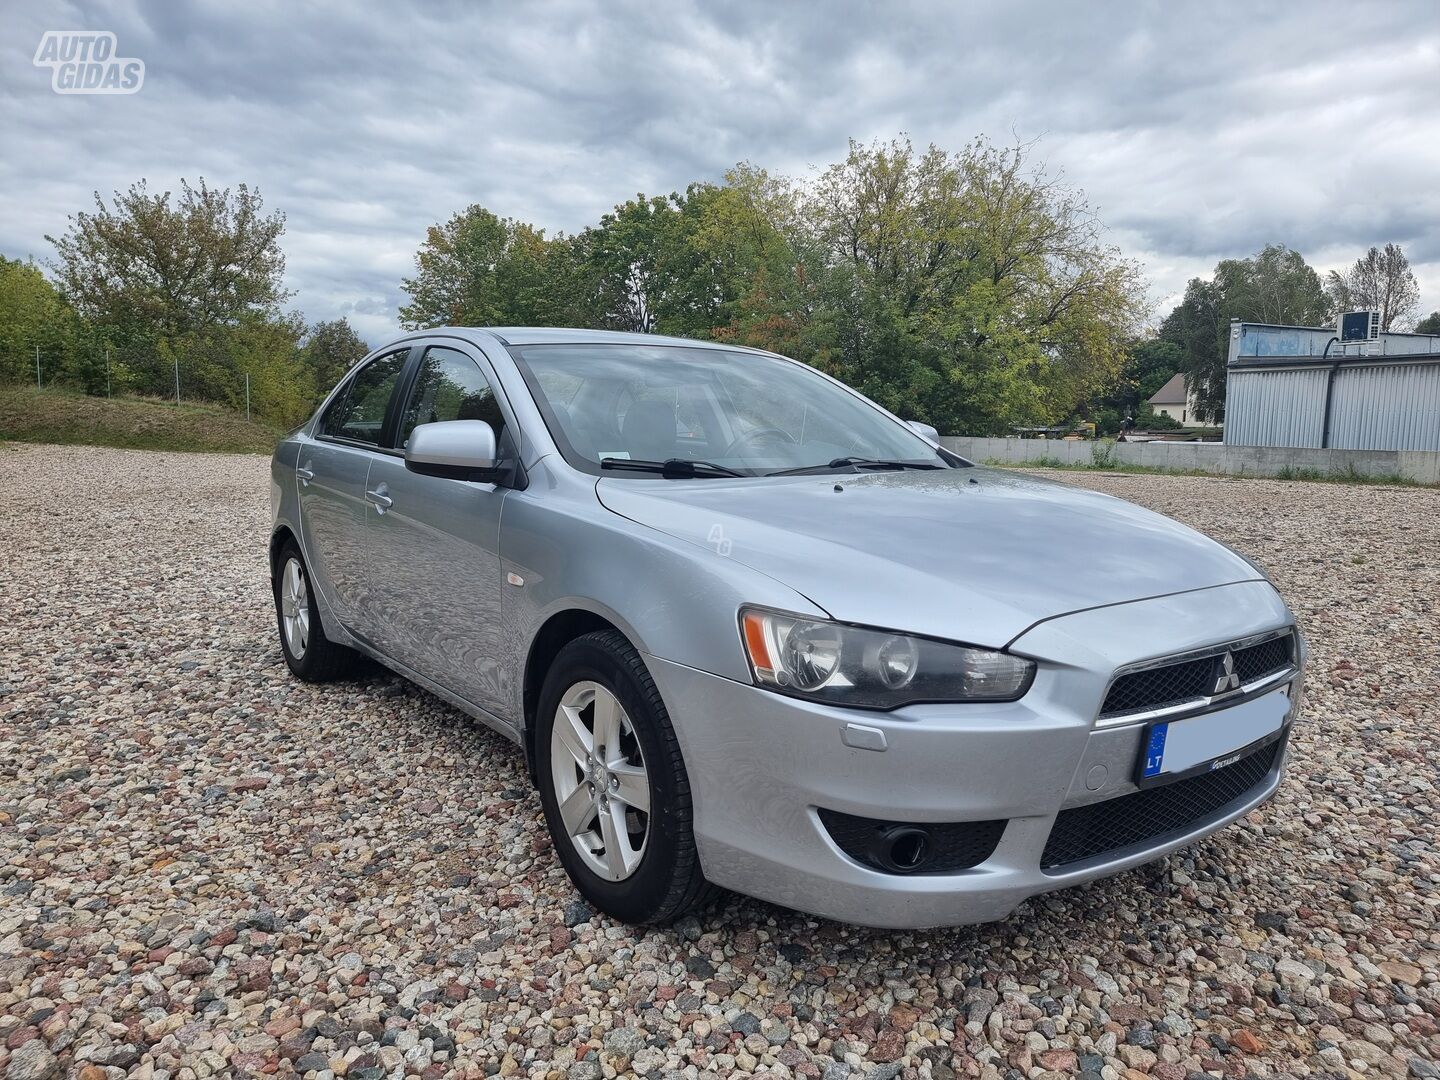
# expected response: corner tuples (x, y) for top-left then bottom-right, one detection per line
(1226, 361), (1440, 450)
(1225, 368), (1328, 447)
(1329, 363), (1440, 451)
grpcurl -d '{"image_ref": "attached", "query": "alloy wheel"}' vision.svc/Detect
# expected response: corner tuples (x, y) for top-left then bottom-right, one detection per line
(280, 556), (310, 660)
(549, 680), (651, 881)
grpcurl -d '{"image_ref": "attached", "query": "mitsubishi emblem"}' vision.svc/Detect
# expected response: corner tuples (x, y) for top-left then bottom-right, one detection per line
(1212, 650), (1241, 695)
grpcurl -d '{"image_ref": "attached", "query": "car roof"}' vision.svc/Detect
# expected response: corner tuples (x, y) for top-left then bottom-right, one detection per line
(395, 326), (780, 356)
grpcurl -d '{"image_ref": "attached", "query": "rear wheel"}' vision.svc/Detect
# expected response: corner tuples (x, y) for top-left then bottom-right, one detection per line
(273, 542), (364, 681)
(536, 630), (714, 924)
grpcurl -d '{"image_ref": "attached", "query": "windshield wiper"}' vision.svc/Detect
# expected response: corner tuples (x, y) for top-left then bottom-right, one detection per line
(600, 457), (747, 479)
(766, 456), (945, 476)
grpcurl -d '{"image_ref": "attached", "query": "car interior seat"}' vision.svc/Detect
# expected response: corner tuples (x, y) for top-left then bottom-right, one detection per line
(620, 399), (678, 461)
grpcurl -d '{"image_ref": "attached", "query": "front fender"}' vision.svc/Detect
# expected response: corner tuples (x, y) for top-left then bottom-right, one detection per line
(497, 458), (824, 724)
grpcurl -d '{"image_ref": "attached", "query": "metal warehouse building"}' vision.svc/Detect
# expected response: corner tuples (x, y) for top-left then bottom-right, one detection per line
(1225, 321), (1440, 450)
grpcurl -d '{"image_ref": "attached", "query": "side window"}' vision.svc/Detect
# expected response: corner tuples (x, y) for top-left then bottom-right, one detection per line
(398, 346), (507, 449)
(322, 349), (409, 444)
(318, 390), (349, 438)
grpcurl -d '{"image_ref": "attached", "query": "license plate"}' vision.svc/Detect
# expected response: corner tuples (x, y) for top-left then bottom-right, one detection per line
(1138, 687), (1290, 786)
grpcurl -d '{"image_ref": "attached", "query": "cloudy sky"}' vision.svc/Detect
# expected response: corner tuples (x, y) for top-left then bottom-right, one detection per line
(4, 0), (1438, 346)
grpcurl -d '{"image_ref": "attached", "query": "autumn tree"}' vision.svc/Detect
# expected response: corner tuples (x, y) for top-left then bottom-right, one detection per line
(48, 179), (289, 336)
(1325, 243), (1421, 330)
(691, 164), (818, 355)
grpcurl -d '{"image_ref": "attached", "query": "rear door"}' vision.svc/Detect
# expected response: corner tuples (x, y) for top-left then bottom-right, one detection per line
(361, 341), (516, 718)
(296, 346), (412, 631)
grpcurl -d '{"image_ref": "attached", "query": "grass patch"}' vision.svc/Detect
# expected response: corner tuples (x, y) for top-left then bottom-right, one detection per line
(0, 385), (283, 454)
(981, 457), (1426, 488)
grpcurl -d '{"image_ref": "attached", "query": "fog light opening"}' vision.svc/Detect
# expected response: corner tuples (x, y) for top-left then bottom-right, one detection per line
(882, 826), (931, 872)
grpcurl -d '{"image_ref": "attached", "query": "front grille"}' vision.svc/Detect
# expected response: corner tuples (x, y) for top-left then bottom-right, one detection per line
(1040, 739), (1281, 870)
(1233, 635), (1292, 684)
(1101, 632), (1294, 718)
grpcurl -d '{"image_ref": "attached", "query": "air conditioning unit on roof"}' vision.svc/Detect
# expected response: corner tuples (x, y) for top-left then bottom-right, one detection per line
(1338, 310), (1380, 342)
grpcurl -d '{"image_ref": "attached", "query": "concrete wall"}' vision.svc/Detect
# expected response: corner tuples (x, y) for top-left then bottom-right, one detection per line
(940, 436), (1440, 486)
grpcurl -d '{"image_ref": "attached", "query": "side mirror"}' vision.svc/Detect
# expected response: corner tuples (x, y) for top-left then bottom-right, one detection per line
(906, 420), (940, 443)
(405, 420), (501, 481)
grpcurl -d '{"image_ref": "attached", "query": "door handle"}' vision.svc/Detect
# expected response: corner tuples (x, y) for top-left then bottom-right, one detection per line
(297, 464), (314, 485)
(365, 487), (393, 512)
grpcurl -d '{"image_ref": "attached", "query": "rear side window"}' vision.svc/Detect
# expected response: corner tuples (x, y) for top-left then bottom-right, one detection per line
(321, 349), (409, 444)
(398, 346), (507, 448)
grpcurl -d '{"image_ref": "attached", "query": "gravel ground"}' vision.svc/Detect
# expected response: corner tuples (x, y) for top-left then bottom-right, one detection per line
(1, 443), (1436, 1080)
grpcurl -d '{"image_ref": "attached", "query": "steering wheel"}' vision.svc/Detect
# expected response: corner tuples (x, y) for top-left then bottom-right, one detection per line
(720, 426), (797, 458)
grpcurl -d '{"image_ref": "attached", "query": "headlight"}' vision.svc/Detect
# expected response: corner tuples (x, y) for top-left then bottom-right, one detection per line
(740, 607), (1035, 709)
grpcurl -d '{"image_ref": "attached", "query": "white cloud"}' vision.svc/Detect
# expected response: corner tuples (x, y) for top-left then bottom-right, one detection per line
(3, 0), (1437, 347)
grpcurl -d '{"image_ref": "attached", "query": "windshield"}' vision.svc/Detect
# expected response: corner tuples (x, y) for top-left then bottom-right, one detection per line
(509, 343), (948, 476)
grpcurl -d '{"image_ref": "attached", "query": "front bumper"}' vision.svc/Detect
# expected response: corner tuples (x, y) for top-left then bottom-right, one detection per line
(647, 580), (1302, 929)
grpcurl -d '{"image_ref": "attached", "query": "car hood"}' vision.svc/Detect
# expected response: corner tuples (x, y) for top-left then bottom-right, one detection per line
(595, 467), (1261, 648)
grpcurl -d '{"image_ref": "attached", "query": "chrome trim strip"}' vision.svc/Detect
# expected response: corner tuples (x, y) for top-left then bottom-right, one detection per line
(1094, 628), (1297, 729)
(1094, 667), (1296, 729)
(1108, 626), (1292, 678)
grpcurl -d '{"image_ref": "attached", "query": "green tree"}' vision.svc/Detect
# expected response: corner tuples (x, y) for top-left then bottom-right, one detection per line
(574, 169), (822, 347)
(0, 256), (74, 385)
(153, 313), (312, 424)
(1325, 243), (1420, 331)
(801, 137), (1146, 433)
(1163, 244), (1328, 423)
(46, 178), (290, 398)
(697, 164), (820, 355)
(301, 318), (370, 395)
(394, 137), (1148, 435)
(399, 206), (600, 329)
(224, 314), (313, 425)
(1415, 310), (1440, 335)
(1087, 337), (1184, 433)
(0, 256), (115, 394)
(581, 193), (700, 333)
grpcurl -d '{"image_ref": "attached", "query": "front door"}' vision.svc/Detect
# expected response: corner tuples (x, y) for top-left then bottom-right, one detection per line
(296, 347), (411, 629)
(363, 343), (513, 719)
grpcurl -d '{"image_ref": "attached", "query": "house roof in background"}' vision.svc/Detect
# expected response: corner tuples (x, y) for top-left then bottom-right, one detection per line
(1149, 372), (1187, 404)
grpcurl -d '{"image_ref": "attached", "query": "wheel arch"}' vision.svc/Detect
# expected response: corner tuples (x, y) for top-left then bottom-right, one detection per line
(522, 608), (630, 780)
(269, 525), (299, 577)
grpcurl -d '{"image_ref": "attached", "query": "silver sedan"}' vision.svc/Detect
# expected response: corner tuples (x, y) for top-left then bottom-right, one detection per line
(269, 328), (1305, 928)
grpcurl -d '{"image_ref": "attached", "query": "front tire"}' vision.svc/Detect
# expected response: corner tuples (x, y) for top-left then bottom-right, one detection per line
(536, 630), (714, 924)
(273, 542), (363, 681)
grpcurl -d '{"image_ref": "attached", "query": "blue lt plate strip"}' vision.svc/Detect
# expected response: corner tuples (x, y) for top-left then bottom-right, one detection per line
(1142, 724), (1169, 778)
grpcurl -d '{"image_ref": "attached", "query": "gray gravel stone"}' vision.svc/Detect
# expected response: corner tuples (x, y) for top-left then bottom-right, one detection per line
(5, 1041), (59, 1080)
(562, 898), (594, 927)
(0, 446), (1436, 1079)
(730, 1011), (761, 1035)
(602, 1026), (646, 1056)
(674, 914), (703, 941)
